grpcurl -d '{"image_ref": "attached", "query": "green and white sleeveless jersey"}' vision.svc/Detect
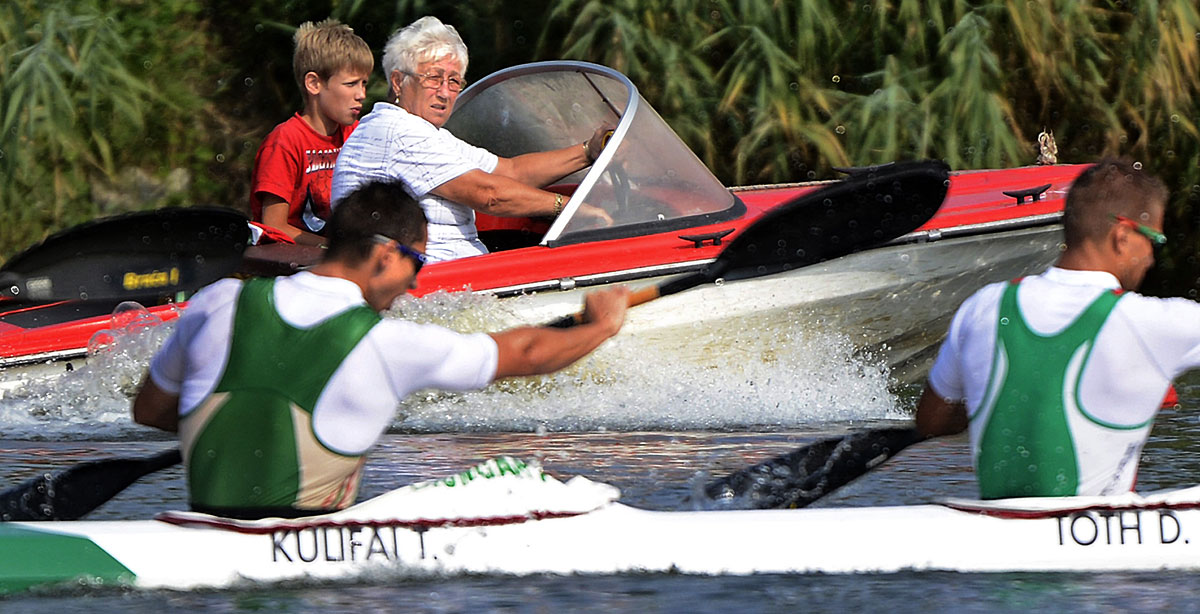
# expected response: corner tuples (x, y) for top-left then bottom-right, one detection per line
(149, 272), (498, 512)
(180, 277), (380, 510)
(972, 281), (1130, 497)
(928, 268), (1200, 498)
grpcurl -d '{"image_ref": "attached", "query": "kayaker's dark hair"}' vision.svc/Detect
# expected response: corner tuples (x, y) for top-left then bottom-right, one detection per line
(1063, 158), (1168, 248)
(325, 180), (427, 263)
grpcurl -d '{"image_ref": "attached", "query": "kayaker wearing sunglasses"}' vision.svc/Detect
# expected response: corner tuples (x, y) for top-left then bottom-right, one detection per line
(132, 180), (628, 520)
(917, 158), (1200, 499)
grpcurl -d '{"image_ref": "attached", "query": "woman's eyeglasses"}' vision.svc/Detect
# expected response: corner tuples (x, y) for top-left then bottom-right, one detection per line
(406, 71), (465, 92)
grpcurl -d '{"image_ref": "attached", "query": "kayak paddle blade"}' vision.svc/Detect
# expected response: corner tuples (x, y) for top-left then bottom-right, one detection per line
(699, 427), (923, 509)
(0, 449), (182, 521)
(709, 160), (950, 281)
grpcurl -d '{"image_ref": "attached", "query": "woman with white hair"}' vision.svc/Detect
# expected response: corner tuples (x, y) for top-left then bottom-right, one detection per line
(332, 16), (611, 262)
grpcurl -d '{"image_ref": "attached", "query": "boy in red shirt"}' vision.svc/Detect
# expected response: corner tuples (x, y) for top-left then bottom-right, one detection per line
(249, 20), (372, 246)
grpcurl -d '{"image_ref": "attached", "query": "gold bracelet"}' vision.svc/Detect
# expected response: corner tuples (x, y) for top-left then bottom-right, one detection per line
(553, 193), (564, 216)
(582, 141), (592, 163)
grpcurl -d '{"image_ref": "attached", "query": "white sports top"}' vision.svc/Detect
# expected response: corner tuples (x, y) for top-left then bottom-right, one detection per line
(149, 272), (498, 455)
(929, 267), (1200, 495)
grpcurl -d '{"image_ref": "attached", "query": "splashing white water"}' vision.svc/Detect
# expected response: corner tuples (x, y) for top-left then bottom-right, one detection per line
(0, 301), (180, 439)
(391, 291), (900, 432)
(0, 291), (900, 439)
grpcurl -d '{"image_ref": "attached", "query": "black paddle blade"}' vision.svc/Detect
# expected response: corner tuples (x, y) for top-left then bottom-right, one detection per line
(699, 427), (923, 509)
(0, 449), (182, 521)
(708, 160), (950, 280)
(0, 207), (249, 303)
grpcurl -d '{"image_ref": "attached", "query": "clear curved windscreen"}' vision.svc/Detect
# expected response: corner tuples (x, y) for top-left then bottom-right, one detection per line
(446, 63), (734, 244)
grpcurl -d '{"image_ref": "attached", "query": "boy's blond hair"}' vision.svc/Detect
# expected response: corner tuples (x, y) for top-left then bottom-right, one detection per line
(293, 19), (373, 89)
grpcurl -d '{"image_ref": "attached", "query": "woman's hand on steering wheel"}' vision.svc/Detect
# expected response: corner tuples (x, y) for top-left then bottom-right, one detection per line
(585, 125), (615, 164)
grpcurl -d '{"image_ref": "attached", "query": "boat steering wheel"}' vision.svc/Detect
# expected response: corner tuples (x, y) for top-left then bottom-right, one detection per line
(605, 160), (633, 221)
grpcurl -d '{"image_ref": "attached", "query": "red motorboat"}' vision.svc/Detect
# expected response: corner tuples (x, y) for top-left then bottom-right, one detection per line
(0, 62), (1086, 395)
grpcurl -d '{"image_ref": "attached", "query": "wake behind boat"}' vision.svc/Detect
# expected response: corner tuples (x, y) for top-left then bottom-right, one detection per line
(4, 455), (1200, 594)
(0, 61), (1087, 397)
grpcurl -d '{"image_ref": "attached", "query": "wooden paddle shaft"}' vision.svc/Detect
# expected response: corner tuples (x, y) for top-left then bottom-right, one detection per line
(548, 283), (663, 328)
(627, 284), (662, 309)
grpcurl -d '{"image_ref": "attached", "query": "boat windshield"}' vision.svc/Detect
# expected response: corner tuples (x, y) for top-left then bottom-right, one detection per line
(446, 61), (736, 246)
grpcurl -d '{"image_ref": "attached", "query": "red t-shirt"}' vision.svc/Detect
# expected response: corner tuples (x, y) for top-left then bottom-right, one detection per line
(249, 114), (357, 234)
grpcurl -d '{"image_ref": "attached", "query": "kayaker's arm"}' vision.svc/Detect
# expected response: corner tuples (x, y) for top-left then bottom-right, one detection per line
(915, 383), (967, 437)
(132, 374), (180, 433)
(490, 286), (628, 378)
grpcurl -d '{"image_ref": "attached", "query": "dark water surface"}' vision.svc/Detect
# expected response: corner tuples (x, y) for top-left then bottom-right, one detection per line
(1, 373), (1198, 611)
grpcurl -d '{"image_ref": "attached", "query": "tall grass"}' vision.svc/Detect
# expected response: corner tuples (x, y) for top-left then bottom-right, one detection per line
(0, 1), (149, 251)
(0, 1), (219, 254)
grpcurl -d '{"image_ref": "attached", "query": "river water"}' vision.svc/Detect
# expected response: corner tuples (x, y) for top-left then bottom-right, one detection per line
(1, 301), (1199, 612)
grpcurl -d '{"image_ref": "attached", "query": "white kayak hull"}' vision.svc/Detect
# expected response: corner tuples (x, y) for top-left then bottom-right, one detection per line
(4, 458), (1198, 593)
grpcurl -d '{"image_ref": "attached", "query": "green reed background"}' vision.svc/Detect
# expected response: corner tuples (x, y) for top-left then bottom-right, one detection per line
(1, 0), (1196, 296)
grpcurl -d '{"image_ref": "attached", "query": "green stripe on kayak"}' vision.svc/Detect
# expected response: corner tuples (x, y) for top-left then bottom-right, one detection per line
(0, 524), (134, 594)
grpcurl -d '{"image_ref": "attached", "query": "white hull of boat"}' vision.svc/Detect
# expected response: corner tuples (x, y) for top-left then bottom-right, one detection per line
(474, 223), (1063, 384)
